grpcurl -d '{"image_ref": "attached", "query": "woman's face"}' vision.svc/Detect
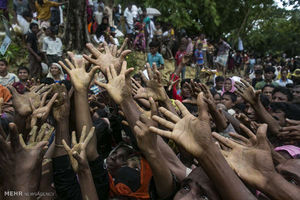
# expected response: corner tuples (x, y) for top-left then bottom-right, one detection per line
(181, 82), (192, 98)
(50, 65), (60, 76)
(224, 79), (232, 91)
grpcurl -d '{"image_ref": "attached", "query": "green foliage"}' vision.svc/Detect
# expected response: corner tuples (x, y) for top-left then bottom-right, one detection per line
(0, 41), (28, 68)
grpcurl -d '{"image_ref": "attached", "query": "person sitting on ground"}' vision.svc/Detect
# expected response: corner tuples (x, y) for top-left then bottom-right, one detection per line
(0, 59), (19, 86)
(147, 41), (164, 70)
(45, 62), (65, 83)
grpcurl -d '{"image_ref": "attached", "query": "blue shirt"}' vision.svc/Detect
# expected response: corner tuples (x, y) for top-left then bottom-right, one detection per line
(194, 49), (204, 65)
(147, 52), (164, 68)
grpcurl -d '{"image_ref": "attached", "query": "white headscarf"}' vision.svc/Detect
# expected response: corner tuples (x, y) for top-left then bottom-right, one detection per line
(47, 63), (65, 81)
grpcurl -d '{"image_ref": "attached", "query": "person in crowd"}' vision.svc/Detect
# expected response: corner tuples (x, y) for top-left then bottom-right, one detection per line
(26, 23), (43, 78)
(272, 86), (293, 103)
(13, 0), (31, 25)
(252, 68), (264, 87)
(194, 43), (204, 79)
(255, 66), (279, 89)
(262, 84), (275, 102)
(276, 68), (294, 87)
(175, 43), (187, 79)
(42, 26), (62, 65)
(45, 62), (65, 83)
(211, 76), (224, 94)
(215, 38), (231, 75)
(147, 41), (164, 70)
(0, 0), (9, 21)
(222, 77), (235, 95)
(124, 4), (134, 47)
(12, 66), (30, 94)
(0, 59), (19, 86)
(35, 0), (67, 24)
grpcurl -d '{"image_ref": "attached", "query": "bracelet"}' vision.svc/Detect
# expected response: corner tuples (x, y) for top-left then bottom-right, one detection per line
(55, 144), (64, 148)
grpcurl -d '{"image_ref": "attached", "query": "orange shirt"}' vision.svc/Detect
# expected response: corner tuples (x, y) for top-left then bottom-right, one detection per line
(0, 84), (12, 102)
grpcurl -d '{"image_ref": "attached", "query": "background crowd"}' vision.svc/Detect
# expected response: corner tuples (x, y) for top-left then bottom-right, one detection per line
(0, 0), (300, 200)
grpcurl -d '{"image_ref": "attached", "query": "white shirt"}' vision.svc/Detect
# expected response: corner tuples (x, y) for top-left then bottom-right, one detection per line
(124, 8), (134, 26)
(42, 36), (62, 56)
(147, 20), (156, 39)
(0, 73), (19, 86)
(94, 11), (103, 25)
(275, 79), (293, 87)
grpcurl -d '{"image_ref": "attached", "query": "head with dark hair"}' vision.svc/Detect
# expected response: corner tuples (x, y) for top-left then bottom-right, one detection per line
(269, 102), (300, 127)
(17, 66), (30, 82)
(272, 86), (293, 102)
(262, 84), (275, 101)
(0, 59), (8, 75)
(29, 23), (39, 34)
(215, 76), (225, 90)
(22, 11), (33, 21)
(264, 66), (276, 81)
(37, 0), (44, 6)
(40, 77), (55, 85)
(222, 92), (237, 109)
(180, 79), (191, 99)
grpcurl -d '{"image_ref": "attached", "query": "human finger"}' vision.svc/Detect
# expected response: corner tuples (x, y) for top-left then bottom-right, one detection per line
(149, 126), (173, 139)
(152, 115), (175, 130)
(228, 132), (249, 145)
(212, 132), (237, 148)
(146, 63), (153, 80)
(117, 38), (128, 56)
(149, 97), (158, 117)
(86, 43), (102, 57)
(239, 123), (256, 140)
(71, 131), (77, 147)
(175, 100), (190, 117)
(158, 107), (180, 122)
(19, 134), (27, 148)
(58, 61), (71, 74)
(110, 64), (117, 78)
(62, 139), (72, 153)
(28, 126), (38, 144)
(79, 126), (87, 143)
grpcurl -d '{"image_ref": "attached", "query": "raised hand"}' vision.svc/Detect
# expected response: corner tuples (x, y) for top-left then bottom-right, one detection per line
(134, 97), (158, 154)
(235, 79), (261, 105)
(30, 90), (58, 128)
(83, 39), (131, 75)
(134, 63), (168, 102)
(52, 84), (70, 121)
(278, 119), (300, 141)
(59, 52), (101, 92)
(212, 124), (276, 189)
(149, 93), (212, 158)
(95, 61), (134, 105)
(0, 123), (48, 192)
(8, 84), (51, 116)
(19, 123), (54, 148)
(62, 126), (95, 173)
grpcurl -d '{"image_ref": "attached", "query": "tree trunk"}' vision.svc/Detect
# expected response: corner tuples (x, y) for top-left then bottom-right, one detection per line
(63, 0), (90, 51)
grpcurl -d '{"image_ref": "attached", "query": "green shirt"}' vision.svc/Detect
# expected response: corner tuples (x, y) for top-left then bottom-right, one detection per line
(255, 80), (279, 90)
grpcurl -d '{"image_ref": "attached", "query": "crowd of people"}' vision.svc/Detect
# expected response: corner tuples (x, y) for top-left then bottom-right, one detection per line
(0, 0), (300, 200)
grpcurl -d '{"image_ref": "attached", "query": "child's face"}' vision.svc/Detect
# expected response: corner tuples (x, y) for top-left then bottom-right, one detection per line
(150, 47), (158, 54)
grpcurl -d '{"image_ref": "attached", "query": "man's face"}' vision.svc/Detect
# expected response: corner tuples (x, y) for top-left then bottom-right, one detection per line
(255, 73), (262, 80)
(292, 87), (300, 101)
(264, 71), (274, 81)
(106, 147), (129, 173)
(262, 86), (274, 102)
(221, 94), (234, 109)
(282, 70), (288, 78)
(272, 92), (288, 102)
(18, 69), (29, 81)
(174, 167), (220, 200)
(270, 109), (286, 127)
(245, 103), (256, 120)
(213, 93), (221, 104)
(0, 61), (8, 74)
